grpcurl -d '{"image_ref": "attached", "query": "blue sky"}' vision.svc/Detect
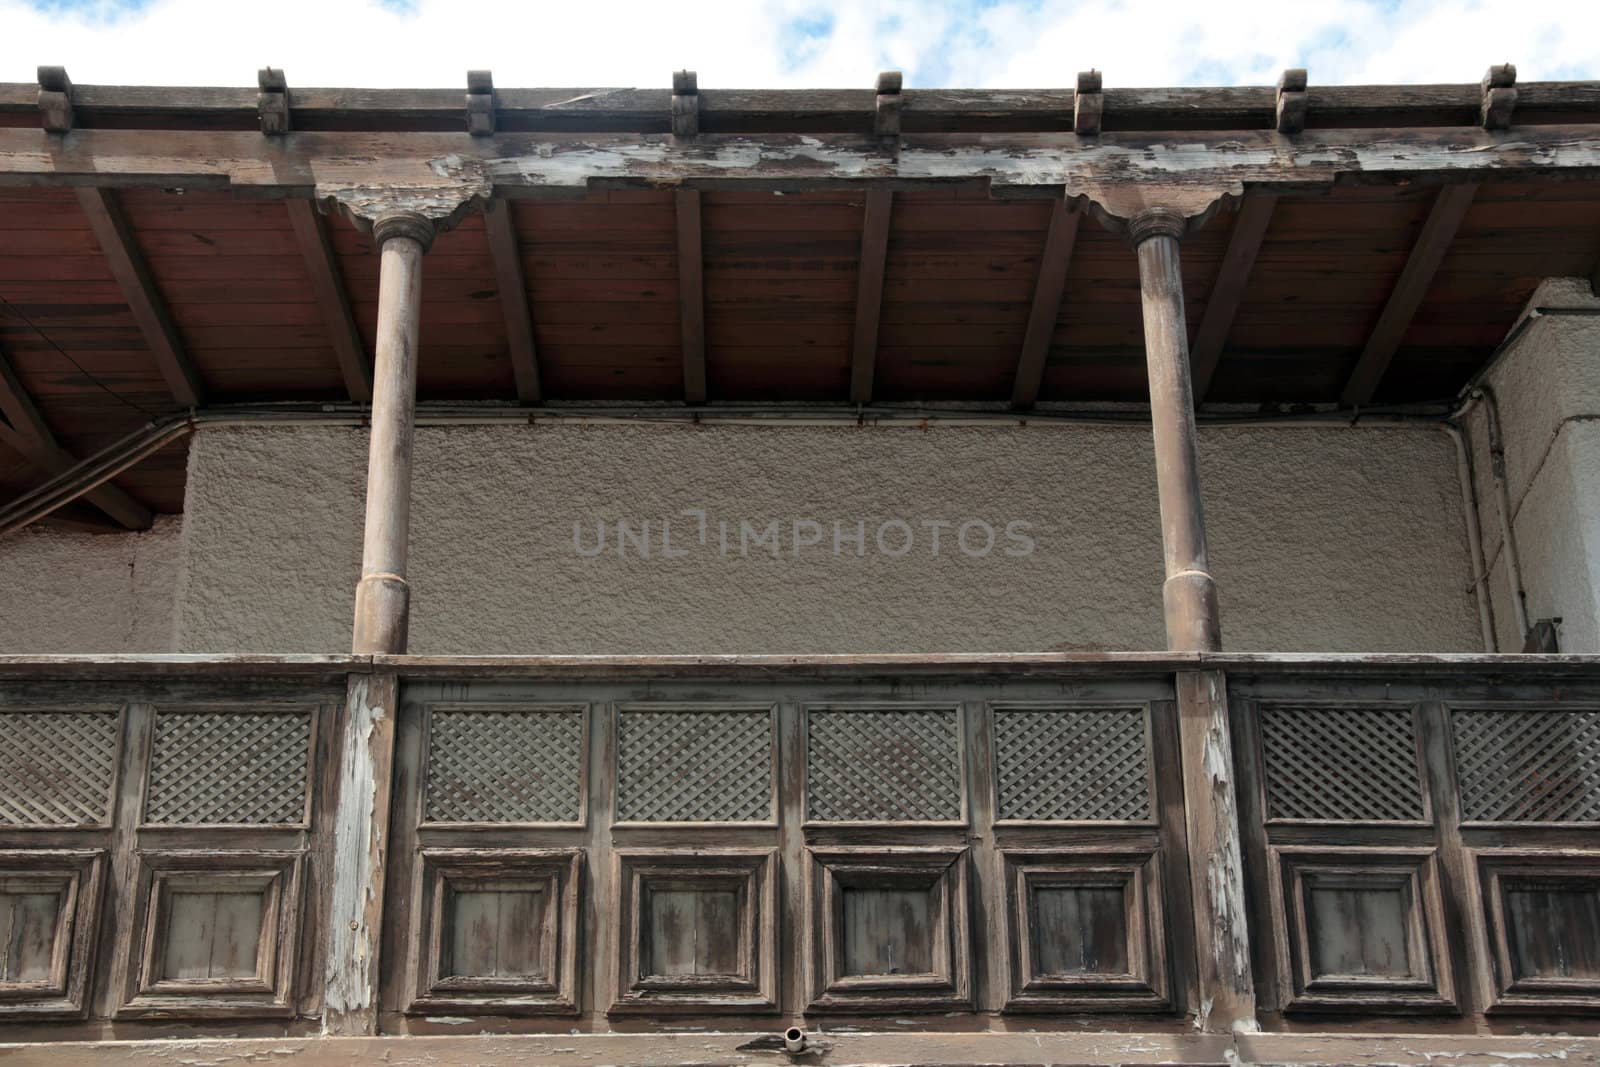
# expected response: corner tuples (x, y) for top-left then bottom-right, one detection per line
(5, 0), (1598, 88)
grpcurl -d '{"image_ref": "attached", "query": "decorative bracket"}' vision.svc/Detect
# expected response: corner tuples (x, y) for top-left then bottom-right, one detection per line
(37, 66), (72, 133)
(1074, 70), (1103, 136)
(1482, 63), (1517, 130)
(467, 69), (495, 136)
(258, 68), (290, 135)
(1276, 69), (1307, 134)
(1073, 183), (1243, 244)
(672, 69), (699, 138)
(875, 71), (903, 138)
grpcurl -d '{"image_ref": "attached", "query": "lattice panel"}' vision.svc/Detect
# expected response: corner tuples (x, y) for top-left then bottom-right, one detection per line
(146, 710), (312, 825)
(1452, 707), (1600, 823)
(1259, 705), (1425, 822)
(425, 707), (584, 824)
(807, 707), (961, 822)
(994, 707), (1151, 821)
(0, 710), (120, 826)
(617, 707), (771, 822)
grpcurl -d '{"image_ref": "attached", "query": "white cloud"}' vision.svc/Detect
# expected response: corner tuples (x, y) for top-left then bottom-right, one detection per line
(3, 0), (1597, 89)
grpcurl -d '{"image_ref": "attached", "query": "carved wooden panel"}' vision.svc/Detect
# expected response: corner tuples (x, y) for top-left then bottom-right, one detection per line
(0, 709), (121, 828)
(1000, 849), (1170, 1012)
(120, 850), (303, 1019)
(805, 847), (971, 1012)
(145, 708), (314, 826)
(1472, 850), (1600, 1013)
(408, 849), (581, 1015)
(611, 849), (778, 1014)
(616, 705), (775, 824)
(992, 705), (1153, 823)
(423, 705), (586, 825)
(0, 849), (106, 1019)
(1258, 705), (1426, 823)
(1268, 846), (1455, 1013)
(806, 706), (962, 823)
(1452, 708), (1600, 824)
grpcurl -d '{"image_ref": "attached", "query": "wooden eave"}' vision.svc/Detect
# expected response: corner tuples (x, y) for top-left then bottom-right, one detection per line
(2, 77), (1600, 526)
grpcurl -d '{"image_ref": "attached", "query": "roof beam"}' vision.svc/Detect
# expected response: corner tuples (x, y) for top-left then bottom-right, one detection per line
(1190, 194), (1277, 399)
(76, 187), (205, 407)
(1341, 183), (1478, 406)
(285, 199), (372, 403)
(849, 187), (893, 404)
(676, 188), (706, 404)
(482, 199), (542, 403)
(0, 349), (152, 529)
(1011, 199), (1082, 409)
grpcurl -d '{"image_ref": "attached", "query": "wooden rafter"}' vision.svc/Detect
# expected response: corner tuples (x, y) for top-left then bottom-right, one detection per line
(75, 187), (205, 408)
(848, 187), (893, 404)
(675, 189), (706, 404)
(285, 200), (372, 403)
(1190, 194), (1277, 400)
(0, 349), (152, 529)
(1011, 199), (1081, 409)
(1341, 183), (1478, 406)
(482, 199), (542, 403)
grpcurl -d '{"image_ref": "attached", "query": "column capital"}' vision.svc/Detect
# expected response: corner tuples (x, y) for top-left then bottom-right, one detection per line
(372, 210), (436, 252)
(1128, 207), (1189, 245)
(1070, 182), (1241, 246)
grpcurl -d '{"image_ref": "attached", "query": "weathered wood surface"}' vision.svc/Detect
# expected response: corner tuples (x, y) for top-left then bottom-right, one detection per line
(4, 80), (1600, 132)
(1010, 198), (1081, 408)
(1190, 194), (1276, 399)
(284, 199), (371, 403)
(481, 199), (541, 403)
(847, 187), (892, 404)
(674, 189), (706, 403)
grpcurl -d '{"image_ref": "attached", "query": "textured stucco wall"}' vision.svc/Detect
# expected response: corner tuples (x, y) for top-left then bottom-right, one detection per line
(0, 514), (182, 652)
(175, 422), (1481, 655)
(1463, 278), (1600, 652)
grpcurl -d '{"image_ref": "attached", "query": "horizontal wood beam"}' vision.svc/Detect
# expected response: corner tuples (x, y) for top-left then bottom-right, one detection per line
(676, 189), (706, 404)
(76, 187), (205, 408)
(1011, 198), (1082, 409)
(1190, 194), (1276, 399)
(2, 80), (1598, 133)
(1341, 183), (1478, 406)
(848, 187), (892, 404)
(482, 199), (542, 403)
(0, 349), (152, 529)
(285, 200), (372, 403)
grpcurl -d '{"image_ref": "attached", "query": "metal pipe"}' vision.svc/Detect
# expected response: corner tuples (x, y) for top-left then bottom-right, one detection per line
(351, 213), (432, 655)
(1133, 211), (1221, 653)
(1475, 384), (1532, 641)
(1439, 413), (1497, 652)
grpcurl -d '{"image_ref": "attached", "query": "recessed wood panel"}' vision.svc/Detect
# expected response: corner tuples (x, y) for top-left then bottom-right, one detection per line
(0, 889), (63, 982)
(0, 849), (106, 1020)
(442, 883), (549, 980)
(160, 888), (267, 981)
(1474, 850), (1600, 1013)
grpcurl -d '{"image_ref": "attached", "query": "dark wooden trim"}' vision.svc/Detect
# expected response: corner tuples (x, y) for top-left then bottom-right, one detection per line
(1341, 183), (1478, 407)
(1011, 199), (1081, 409)
(0, 350), (152, 529)
(482, 199), (542, 403)
(75, 187), (205, 408)
(1190, 194), (1276, 399)
(675, 189), (706, 404)
(848, 187), (893, 404)
(285, 200), (372, 404)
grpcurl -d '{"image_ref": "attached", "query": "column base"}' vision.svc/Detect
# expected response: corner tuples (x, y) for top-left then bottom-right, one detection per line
(1163, 570), (1222, 653)
(352, 573), (410, 654)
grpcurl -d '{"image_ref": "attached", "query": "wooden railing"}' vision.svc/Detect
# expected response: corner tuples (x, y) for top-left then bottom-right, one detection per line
(0, 653), (1596, 1064)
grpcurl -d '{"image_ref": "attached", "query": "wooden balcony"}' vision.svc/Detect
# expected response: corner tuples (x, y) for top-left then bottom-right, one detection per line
(0, 652), (1596, 1064)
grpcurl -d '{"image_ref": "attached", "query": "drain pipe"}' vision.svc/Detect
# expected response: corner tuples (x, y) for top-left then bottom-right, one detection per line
(1475, 384), (1532, 641)
(1441, 395), (1498, 652)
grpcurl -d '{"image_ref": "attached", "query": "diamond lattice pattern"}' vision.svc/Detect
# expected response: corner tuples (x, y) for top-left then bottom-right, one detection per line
(146, 710), (311, 825)
(1453, 707), (1600, 823)
(807, 708), (961, 822)
(0, 710), (120, 826)
(425, 707), (584, 823)
(994, 707), (1151, 821)
(617, 708), (771, 822)
(1260, 705), (1425, 822)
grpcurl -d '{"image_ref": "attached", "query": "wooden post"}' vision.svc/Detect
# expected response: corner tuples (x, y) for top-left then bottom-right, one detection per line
(1132, 208), (1255, 1033)
(1132, 209), (1221, 654)
(351, 211), (432, 656)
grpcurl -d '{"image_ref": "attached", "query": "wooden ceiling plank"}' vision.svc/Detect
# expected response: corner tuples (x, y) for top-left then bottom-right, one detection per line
(676, 188), (706, 403)
(1190, 193), (1277, 399)
(0, 349), (152, 529)
(482, 199), (542, 403)
(285, 199), (373, 403)
(1011, 198), (1082, 409)
(848, 187), (893, 404)
(1340, 182), (1478, 406)
(75, 186), (205, 407)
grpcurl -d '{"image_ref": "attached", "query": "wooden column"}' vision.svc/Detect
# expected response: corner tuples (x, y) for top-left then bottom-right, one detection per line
(351, 212), (432, 656)
(1132, 208), (1255, 1033)
(1133, 209), (1221, 654)
(326, 210), (431, 1037)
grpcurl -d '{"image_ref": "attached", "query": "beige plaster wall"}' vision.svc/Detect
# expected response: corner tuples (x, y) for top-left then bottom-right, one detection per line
(0, 514), (182, 652)
(174, 421), (1482, 655)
